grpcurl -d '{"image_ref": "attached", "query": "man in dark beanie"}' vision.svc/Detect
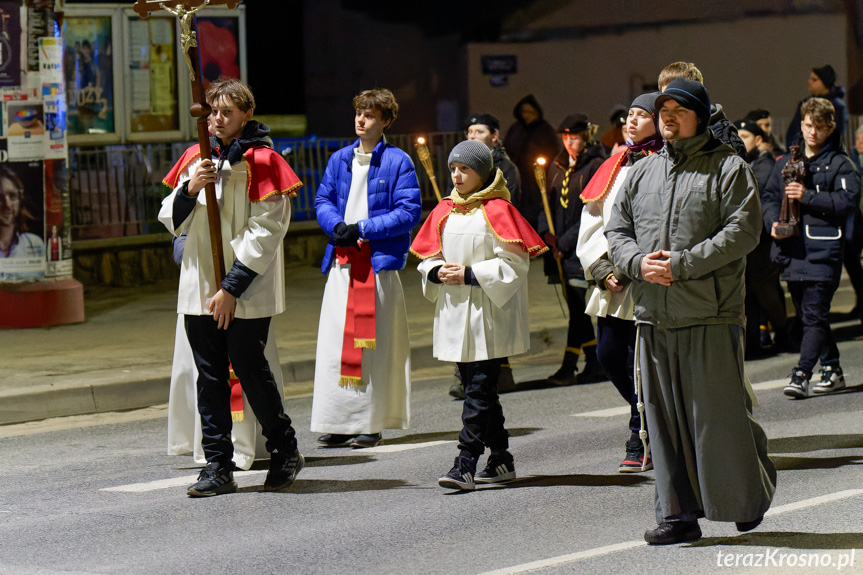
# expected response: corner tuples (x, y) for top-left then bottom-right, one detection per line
(786, 64), (847, 148)
(606, 78), (776, 545)
(744, 108), (785, 157)
(446, 114), (524, 398)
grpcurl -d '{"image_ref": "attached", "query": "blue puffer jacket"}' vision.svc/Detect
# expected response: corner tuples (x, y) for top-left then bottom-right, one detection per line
(315, 137), (422, 273)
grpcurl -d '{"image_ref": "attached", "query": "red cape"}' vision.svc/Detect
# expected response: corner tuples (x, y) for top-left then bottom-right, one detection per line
(163, 144), (302, 202)
(410, 198), (548, 259)
(580, 150), (628, 203)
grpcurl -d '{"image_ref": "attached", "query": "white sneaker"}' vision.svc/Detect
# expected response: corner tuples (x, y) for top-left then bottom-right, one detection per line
(811, 365), (846, 394)
(783, 369), (810, 399)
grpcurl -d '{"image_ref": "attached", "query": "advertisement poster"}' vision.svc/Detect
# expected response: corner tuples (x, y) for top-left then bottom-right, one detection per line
(0, 1), (22, 87)
(44, 158), (70, 277)
(128, 16), (178, 133)
(198, 17), (239, 91)
(63, 16), (114, 136)
(40, 37), (66, 158)
(6, 101), (45, 160)
(0, 158), (45, 281)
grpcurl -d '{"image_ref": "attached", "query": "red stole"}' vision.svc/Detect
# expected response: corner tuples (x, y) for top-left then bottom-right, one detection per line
(335, 242), (376, 388)
(162, 144), (303, 202)
(229, 365), (244, 422)
(579, 150), (629, 203)
(410, 198), (548, 259)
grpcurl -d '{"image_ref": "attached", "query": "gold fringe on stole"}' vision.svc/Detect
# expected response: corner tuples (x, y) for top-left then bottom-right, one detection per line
(565, 346), (582, 355)
(338, 375), (364, 389)
(231, 411), (245, 422)
(354, 338), (376, 349)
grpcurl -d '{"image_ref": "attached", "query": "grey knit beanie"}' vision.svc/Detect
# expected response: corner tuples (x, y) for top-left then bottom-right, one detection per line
(630, 92), (659, 116)
(447, 140), (494, 183)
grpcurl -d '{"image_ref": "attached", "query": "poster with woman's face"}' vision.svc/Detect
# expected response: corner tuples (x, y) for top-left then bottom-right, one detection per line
(0, 159), (45, 281)
(63, 16), (114, 136)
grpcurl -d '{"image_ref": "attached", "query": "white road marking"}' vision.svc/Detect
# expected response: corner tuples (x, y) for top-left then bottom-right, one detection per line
(359, 440), (455, 454)
(101, 470), (265, 493)
(572, 406), (630, 418)
(102, 441), (453, 492)
(751, 378), (787, 391)
(477, 489), (863, 575)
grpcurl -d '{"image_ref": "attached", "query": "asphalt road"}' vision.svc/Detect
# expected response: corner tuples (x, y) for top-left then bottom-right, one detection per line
(2, 338), (863, 575)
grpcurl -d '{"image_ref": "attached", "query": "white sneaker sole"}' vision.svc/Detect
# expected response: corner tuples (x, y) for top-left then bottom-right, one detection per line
(438, 476), (475, 491)
(783, 385), (808, 399)
(811, 381), (846, 394)
(475, 470), (516, 484)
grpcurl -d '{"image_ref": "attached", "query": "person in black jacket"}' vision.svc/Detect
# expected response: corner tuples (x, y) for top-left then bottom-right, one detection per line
(785, 65), (848, 150)
(763, 98), (859, 398)
(536, 114), (607, 386)
(735, 119), (789, 358)
(503, 94), (561, 230)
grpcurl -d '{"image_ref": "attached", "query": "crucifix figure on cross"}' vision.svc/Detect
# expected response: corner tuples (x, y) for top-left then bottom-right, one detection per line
(159, 0), (209, 82)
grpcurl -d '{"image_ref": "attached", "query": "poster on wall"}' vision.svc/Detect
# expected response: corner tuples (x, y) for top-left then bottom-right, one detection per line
(0, 157), (45, 281)
(40, 37), (66, 158)
(44, 158), (70, 277)
(0, 1), (22, 87)
(63, 16), (114, 136)
(198, 16), (240, 91)
(128, 15), (178, 133)
(6, 101), (45, 159)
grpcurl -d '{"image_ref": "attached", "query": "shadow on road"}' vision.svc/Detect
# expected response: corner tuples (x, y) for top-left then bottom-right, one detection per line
(688, 531), (863, 549)
(238, 478), (415, 494)
(381, 427), (542, 445)
(770, 454), (863, 471)
(487, 473), (652, 489)
(769, 434), (863, 453)
(503, 379), (607, 393)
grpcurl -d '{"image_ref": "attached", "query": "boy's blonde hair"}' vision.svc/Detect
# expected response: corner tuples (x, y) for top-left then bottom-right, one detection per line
(801, 97), (836, 132)
(657, 62), (703, 91)
(206, 77), (256, 113)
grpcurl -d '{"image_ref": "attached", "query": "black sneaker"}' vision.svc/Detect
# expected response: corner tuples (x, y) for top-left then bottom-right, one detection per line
(644, 520), (702, 545)
(811, 365), (846, 394)
(438, 455), (476, 491)
(264, 449), (304, 491)
(783, 369), (810, 399)
(187, 462), (237, 497)
(475, 452), (516, 484)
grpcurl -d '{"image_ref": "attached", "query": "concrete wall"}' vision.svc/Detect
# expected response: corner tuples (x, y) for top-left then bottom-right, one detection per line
(468, 13), (848, 139)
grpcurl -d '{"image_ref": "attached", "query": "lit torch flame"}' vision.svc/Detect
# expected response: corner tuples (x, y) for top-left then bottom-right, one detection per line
(415, 136), (441, 201)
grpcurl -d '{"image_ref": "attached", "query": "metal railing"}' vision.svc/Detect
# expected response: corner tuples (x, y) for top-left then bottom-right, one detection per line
(69, 132), (462, 239)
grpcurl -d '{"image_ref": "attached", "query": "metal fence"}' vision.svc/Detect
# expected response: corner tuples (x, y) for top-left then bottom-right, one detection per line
(69, 133), (463, 240)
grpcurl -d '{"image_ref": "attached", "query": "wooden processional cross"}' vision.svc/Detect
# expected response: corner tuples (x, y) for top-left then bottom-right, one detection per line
(133, 0), (241, 285)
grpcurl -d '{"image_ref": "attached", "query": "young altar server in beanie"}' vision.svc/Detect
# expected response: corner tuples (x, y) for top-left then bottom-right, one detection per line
(411, 140), (547, 490)
(159, 78), (304, 497)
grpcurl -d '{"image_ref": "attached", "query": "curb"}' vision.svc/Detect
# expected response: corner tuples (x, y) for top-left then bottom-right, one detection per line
(0, 326), (567, 426)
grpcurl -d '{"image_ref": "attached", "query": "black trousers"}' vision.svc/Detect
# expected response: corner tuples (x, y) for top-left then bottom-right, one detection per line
(565, 284), (595, 349)
(185, 315), (297, 466)
(787, 281), (840, 374)
(456, 358), (508, 458)
(596, 315), (639, 433)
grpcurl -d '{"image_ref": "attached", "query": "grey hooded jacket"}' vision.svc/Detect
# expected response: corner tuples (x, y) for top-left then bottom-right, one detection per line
(606, 130), (761, 329)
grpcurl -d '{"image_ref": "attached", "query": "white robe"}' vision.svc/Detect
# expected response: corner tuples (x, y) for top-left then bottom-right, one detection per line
(166, 315), (287, 470)
(417, 209), (531, 363)
(576, 164), (635, 320)
(309, 148), (411, 434)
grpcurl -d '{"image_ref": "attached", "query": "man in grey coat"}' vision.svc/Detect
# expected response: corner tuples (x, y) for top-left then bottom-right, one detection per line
(606, 78), (776, 545)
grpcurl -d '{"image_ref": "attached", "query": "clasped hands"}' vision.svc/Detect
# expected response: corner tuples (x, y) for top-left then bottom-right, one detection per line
(332, 222), (360, 247)
(437, 263), (466, 285)
(640, 250), (673, 286)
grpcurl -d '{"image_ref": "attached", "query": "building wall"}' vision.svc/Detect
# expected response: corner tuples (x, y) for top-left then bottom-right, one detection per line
(468, 13), (848, 140)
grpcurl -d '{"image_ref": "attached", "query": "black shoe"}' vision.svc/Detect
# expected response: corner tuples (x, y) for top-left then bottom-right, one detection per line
(783, 369), (810, 399)
(449, 382), (465, 400)
(264, 449), (304, 491)
(736, 515), (763, 532)
(187, 462), (237, 497)
(317, 434), (355, 447)
(438, 455), (476, 491)
(475, 452), (516, 484)
(350, 433), (382, 448)
(578, 347), (607, 384)
(644, 521), (702, 545)
(547, 365), (578, 386)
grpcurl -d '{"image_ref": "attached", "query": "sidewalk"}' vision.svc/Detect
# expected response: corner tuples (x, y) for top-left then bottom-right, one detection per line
(0, 262), (570, 425)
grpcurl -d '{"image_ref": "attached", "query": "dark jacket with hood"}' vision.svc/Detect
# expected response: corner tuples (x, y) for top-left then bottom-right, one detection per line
(503, 94), (561, 228)
(785, 86), (848, 150)
(709, 104), (747, 160)
(762, 137), (859, 283)
(537, 143), (606, 281)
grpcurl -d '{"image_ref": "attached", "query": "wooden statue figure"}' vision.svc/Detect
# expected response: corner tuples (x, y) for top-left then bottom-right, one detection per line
(777, 144), (806, 237)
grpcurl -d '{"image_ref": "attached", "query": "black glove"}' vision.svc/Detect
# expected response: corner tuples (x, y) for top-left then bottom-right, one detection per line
(333, 222), (360, 247)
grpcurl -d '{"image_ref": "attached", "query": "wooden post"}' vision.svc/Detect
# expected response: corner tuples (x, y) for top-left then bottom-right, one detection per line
(133, 0), (241, 284)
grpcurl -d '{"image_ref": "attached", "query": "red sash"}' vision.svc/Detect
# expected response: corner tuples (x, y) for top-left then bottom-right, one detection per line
(335, 242), (376, 388)
(229, 365), (244, 422)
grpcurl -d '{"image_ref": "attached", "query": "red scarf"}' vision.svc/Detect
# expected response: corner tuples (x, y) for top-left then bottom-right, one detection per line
(163, 144), (303, 202)
(335, 242), (376, 388)
(410, 198), (548, 259)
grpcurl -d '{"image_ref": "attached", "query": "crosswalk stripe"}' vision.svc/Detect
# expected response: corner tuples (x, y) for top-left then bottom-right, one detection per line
(359, 440), (455, 453)
(477, 489), (863, 575)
